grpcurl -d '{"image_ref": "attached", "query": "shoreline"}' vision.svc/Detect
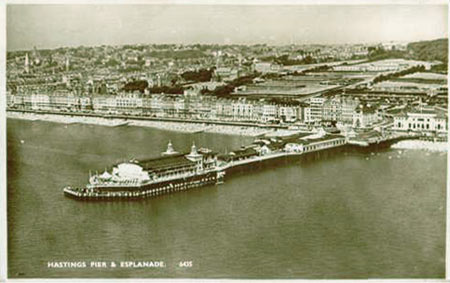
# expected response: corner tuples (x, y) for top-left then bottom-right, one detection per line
(6, 111), (276, 137)
(8, 111), (447, 147)
(391, 140), (447, 152)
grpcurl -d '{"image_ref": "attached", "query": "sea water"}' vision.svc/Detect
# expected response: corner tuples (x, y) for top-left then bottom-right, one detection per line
(7, 119), (446, 279)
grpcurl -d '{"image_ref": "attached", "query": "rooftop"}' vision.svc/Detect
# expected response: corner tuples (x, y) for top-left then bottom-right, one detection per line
(137, 153), (194, 171)
(297, 134), (345, 145)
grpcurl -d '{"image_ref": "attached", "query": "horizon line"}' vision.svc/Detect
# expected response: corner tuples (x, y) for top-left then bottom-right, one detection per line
(6, 36), (449, 53)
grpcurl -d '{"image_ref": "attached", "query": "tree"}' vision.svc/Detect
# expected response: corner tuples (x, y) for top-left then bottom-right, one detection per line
(181, 68), (213, 82)
(148, 85), (184, 94)
(123, 80), (149, 93)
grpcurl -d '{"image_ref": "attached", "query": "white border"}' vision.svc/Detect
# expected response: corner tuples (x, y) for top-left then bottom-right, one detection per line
(0, 1), (448, 283)
(1, 1), (7, 282)
(3, 0), (450, 5)
(446, 3), (450, 282)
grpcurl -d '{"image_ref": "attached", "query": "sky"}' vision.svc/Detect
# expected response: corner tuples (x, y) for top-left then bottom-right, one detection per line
(6, 4), (449, 51)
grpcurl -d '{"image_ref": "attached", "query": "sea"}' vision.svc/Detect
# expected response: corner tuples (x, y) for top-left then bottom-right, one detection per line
(7, 119), (447, 279)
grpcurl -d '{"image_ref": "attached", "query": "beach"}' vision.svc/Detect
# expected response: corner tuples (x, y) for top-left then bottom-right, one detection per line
(6, 111), (273, 137)
(128, 119), (271, 136)
(391, 140), (448, 152)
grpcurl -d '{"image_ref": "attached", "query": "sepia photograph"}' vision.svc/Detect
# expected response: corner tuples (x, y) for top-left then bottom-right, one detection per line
(2, 0), (449, 280)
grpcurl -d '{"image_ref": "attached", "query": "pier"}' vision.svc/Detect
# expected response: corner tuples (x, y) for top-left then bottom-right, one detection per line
(62, 128), (417, 201)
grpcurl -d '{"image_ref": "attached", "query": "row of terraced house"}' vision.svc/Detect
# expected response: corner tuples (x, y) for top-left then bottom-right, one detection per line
(7, 92), (381, 127)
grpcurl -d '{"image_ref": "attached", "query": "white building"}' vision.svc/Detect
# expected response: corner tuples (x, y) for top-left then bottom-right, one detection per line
(92, 95), (118, 113)
(393, 108), (447, 133)
(232, 98), (254, 121)
(352, 105), (379, 128)
(303, 106), (313, 123)
(30, 94), (51, 110)
(49, 94), (78, 110)
(308, 97), (325, 123)
(261, 104), (278, 123)
(322, 96), (341, 122)
(254, 62), (281, 74)
(278, 104), (301, 122)
(341, 97), (360, 123)
(284, 143), (304, 153)
(115, 93), (143, 114)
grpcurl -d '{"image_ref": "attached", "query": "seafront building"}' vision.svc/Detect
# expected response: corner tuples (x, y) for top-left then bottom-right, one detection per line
(392, 106), (448, 134)
(307, 97), (325, 123)
(322, 96), (341, 122)
(352, 104), (379, 128)
(7, 92), (307, 124)
(7, 90), (448, 134)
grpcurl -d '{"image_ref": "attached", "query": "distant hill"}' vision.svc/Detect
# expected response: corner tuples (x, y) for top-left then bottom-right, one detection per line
(407, 38), (448, 63)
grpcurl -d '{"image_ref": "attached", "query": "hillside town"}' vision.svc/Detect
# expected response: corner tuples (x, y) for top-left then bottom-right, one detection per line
(6, 40), (448, 139)
(4, 3), (449, 281)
